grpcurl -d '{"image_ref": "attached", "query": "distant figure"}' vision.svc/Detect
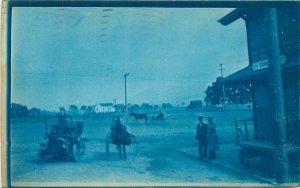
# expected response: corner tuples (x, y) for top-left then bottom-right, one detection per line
(195, 116), (207, 159)
(207, 117), (219, 160)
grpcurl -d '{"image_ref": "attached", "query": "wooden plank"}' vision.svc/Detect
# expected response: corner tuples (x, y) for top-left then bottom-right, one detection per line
(238, 140), (300, 153)
(238, 140), (275, 151)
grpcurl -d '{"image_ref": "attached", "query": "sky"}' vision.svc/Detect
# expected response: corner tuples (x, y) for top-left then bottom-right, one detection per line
(11, 7), (248, 111)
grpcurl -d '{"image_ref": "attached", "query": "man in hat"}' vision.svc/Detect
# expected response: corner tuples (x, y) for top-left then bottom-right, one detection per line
(195, 116), (208, 159)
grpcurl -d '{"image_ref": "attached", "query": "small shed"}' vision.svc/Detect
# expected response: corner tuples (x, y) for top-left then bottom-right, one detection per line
(186, 100), (203, 109)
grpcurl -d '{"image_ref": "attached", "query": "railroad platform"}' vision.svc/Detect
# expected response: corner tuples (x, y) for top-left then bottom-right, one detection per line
(178, 143), (279, 185)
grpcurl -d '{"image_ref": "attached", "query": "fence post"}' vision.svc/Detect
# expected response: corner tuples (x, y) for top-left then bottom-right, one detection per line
(244, 121), (248, 141)
(234, 117), (239, 142)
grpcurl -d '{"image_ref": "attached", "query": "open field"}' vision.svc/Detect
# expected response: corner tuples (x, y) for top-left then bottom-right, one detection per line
(10, 109), (260, 185)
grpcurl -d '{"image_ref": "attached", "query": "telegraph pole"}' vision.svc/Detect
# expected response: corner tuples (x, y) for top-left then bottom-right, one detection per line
(124, 73), (129, 124)
(219, 64), (226, 110)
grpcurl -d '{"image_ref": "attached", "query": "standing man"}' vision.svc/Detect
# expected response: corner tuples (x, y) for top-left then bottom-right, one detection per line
(195, 116), (208, 159)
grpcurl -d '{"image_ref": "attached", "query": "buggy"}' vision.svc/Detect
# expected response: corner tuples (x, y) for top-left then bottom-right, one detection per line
(105, 117), (136, 159)
(38, 115), (87, 162)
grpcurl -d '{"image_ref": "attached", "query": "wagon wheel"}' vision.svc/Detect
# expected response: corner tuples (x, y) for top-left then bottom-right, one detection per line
(72, 143), (82, 161)
(37, 150), (45, 163)
(105, 133), (110, 158)
(239, 148), (249, 167)
(261, 151), (273, 168)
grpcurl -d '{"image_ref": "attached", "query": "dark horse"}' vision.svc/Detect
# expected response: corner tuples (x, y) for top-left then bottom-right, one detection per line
(108, 117), (135, 159)
(129, 112), (147, 125)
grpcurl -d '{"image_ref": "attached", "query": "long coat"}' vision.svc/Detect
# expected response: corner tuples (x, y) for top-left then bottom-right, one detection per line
(207, 122), (219, 151)
(196, 122), (207, 144)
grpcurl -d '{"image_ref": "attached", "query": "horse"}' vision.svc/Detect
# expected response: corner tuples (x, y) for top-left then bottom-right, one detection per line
(129, 112), (147, 125)
(108, 117), (136, 159)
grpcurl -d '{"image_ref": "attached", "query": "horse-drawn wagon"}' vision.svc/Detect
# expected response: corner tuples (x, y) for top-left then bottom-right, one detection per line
(105, 117), (136, 159)
(38, 115), (87, 162)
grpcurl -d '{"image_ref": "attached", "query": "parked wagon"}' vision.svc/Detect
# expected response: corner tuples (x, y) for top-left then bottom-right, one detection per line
(234, 118), (300, 172)
(38, 115), (87, 162)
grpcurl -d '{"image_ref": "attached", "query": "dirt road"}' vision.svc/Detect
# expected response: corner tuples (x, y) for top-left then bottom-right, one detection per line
(10, 110), (264, 185)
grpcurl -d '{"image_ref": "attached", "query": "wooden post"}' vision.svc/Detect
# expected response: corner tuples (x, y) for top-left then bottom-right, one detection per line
(244, 121), (248, 141)
(234, 118), (239, 142)
(124, 73), (129, 124)
(266, 8), (289, 184)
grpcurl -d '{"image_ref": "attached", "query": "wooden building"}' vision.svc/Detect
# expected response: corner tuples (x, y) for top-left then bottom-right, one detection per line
(219, 6), (300, 183)
(94, 103), (116, 113)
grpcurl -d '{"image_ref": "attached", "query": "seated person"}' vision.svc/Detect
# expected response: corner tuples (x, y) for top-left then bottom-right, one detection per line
(51, 115), (68, 135)
(110, 117), (134, 145)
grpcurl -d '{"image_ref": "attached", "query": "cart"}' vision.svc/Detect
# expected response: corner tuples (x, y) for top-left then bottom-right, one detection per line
(105, 117), (136, 159)
(235, 118), (300, 170)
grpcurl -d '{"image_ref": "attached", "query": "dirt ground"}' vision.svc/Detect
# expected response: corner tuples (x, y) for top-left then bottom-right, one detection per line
(10, 109), (263, 185)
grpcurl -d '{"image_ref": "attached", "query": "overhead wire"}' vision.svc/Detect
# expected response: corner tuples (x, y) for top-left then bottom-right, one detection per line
(12, 71), (205, 83)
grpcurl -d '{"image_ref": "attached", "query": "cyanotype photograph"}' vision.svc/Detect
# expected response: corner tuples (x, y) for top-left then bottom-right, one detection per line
(3, 0), (300, 187)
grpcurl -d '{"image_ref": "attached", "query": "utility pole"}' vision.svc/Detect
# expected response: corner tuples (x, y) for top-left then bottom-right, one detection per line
(267, 8), (288, 184)
(219, 64), (226, 110)
(124, 73), (129, 124)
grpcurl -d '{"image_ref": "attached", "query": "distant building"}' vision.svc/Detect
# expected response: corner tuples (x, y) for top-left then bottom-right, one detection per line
(94, 103), (115, 113)
(11, 103), (28, 117)
(186, 100), (203, 109)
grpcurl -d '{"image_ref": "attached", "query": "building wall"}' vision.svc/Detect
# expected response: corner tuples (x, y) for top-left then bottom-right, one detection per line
(245, 7), (300, 144)
(246, 9), (268, 65)
(246, 7), (300, 65)
(94, 104), (115, 113)
(283, 70), (300, 144)
(277, 7), (300, 63)
(252, 81), (276, 141)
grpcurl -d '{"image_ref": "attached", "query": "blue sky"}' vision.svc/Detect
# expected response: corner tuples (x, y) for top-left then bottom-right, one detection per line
(11, 7), (248, 111)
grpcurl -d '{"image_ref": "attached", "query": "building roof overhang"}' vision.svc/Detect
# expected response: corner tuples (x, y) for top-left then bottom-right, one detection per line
(222, 66), (266, 85)
(222, 60), (300, 85)
(218, 8), (246, 26)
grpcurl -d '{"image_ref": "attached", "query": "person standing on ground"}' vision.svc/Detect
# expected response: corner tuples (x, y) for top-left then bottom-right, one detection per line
(207, 117), (219, 160)
(195, 116), (208, 159)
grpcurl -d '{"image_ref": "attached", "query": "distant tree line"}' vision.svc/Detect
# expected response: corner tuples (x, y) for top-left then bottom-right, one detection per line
(204, 77), (252, 106)
(11, 103), (42, 117)
(10, 101), (179, 118)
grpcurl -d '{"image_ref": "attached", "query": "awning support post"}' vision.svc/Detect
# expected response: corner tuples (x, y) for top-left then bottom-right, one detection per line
(267, 8), (289, 184)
